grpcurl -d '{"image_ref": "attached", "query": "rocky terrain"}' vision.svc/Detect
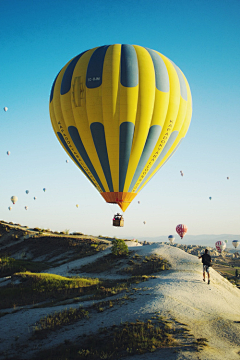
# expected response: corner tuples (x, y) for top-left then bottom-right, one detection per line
(0, 220), (240, 360)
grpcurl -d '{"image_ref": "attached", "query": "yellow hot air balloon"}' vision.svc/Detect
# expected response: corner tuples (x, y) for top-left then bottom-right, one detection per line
(49, 45), (192, 211)
(11, 196), (18, 204)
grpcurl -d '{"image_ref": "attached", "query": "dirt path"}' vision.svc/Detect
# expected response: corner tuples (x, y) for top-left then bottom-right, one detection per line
(0, 244), (240, 359)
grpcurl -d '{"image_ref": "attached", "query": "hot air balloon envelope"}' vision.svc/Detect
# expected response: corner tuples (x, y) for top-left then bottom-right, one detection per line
(168, 235), (175, 244)
(176, 224), (188, 239)
(3, 107), (8, 112)
(11, 196), (18, 204)
(49, 44), (192, 212)
(215, 241), (226, 253)
(232, 240), (239, 249)
(7, 151), (10, 156)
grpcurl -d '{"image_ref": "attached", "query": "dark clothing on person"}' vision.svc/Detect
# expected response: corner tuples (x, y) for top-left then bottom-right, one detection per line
(199, 250), (211, 284)
(200, 253), (211, 266)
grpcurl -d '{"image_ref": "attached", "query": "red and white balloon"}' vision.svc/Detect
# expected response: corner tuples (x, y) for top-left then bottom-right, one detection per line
(215, 241), (226, 253)
(176, 224), (188, 239)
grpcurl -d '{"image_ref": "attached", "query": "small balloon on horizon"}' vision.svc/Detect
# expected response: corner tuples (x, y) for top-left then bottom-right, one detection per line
(168, 235), (175, 244)
(215, 240), (226, 253)
(232, 240), (239, 249)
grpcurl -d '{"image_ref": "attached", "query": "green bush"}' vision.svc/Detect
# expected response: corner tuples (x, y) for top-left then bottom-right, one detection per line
(111, 239), (129, 257)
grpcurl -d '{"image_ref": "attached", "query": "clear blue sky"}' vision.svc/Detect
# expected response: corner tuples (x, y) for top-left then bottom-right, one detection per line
(0, 0), (240, 239)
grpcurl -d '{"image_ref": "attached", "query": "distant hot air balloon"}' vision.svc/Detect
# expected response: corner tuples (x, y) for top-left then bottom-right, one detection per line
(26, 190), (29, 194)
(8, 206), (12, 211)
(215, 241), (226, 253)
(227, 177), (229, 180)
(138, 201), (140, 204)
(66, 160), (69, 163)
(33, 197), (37, 200)
(176, 224), (188, 239)
(168, 235), (175, 244)
(3, 107), (8, 112)
(6, 151), (10, 156)
(11, 196), (18, 204)
(224, 240), (228, 243)
(43, 188), (46, 192)
(232, 240), (239, 249)
(50, 44), (192, 212)
(180, 171), (184, 176)
(143, 221), (146, 225)
(76, 204), (79, 208)
(209, 197), (212, 200)
(25, 206), (28, 210)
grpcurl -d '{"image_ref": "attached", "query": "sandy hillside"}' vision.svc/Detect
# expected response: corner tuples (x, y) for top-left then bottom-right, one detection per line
(0, 242), (240, 359)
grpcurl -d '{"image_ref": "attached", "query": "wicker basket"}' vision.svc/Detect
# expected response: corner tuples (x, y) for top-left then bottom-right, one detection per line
(112, 219), (124, 227)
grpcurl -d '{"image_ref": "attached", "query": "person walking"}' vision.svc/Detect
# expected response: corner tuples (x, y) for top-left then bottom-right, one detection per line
(198, 249), (211, 284)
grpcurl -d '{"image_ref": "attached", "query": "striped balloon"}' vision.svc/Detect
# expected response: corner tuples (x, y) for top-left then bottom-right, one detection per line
(49, 44), (192, 211)
(215, 241), (226, 253)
